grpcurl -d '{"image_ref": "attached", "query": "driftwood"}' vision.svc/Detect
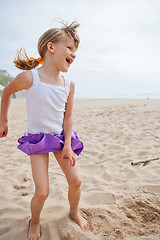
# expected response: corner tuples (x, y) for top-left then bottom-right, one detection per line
(131, 156), (159, 166)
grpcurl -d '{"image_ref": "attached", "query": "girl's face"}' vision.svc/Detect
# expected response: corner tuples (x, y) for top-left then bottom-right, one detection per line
(53, 36), (77, 72)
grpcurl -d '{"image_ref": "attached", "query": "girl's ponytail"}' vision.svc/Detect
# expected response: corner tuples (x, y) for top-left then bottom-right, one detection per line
(14, 48), (40, 70)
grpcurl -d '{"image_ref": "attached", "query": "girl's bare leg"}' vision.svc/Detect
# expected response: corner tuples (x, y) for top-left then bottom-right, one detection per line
(28, 153), (49, 240)
(53, 151), (90, 232)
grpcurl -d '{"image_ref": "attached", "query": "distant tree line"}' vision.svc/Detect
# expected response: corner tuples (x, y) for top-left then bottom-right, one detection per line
(0, 75), (13, 86)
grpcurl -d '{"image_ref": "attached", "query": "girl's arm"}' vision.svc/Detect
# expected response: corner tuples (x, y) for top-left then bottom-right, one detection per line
(0, 71), (32, 138)
(62, 81), (76, 166)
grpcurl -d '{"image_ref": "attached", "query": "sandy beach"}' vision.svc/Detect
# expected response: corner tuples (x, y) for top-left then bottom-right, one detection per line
(0, 98), (160, 240)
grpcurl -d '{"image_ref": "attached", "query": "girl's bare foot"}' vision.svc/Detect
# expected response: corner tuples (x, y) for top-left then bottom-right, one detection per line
(70, 213), (90, 232)
(27, 219), (41, 240)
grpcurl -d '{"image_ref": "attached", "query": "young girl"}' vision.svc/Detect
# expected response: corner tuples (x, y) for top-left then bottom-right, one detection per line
(0, 21), (90, 239)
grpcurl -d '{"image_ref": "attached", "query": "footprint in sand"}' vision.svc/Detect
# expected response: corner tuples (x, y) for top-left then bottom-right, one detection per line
(13, 185), (28, 196)
(83, 192), (116, 205)
(13, 185), (26, 190)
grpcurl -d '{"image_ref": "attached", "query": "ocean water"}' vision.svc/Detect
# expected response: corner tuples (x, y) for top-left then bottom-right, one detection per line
(75, 89), (160, 99)
(99, 92), (160, 99)
(73, 77), (160, 99)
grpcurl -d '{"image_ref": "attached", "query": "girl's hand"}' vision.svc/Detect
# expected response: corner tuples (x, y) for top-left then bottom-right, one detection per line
(62, 144), (76, 167)
(0, 120), (8, 138)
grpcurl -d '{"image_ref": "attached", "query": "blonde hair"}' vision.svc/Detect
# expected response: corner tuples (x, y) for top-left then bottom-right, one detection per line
(14, 20), (80, 70)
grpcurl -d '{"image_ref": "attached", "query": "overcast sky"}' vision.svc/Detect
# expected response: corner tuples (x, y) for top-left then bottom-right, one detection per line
(0, 0), (160, 98)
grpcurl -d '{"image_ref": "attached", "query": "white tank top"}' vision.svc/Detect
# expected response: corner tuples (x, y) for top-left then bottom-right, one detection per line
(26, 68), (70, 134)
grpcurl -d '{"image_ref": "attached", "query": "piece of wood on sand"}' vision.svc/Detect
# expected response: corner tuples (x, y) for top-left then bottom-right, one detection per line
(131, 156), (159, 166)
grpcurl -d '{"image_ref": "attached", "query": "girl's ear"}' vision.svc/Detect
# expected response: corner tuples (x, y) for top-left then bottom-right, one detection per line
(47, 42), (55, 53)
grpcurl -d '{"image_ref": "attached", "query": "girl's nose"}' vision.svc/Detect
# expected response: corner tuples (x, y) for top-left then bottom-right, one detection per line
(72, 52), (76, 59)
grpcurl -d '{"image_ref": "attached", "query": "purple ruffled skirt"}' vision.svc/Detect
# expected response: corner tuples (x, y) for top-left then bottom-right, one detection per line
(17, 130), (84, 156)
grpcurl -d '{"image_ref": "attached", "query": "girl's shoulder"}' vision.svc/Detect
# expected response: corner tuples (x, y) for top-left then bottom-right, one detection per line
(15, 70), (33, 90)
(70, 80), (75, 90)
(68, 80), (75, 96)
(4, 70), (33, 95)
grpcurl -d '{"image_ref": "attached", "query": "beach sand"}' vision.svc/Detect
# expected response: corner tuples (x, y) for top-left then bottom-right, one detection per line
(0, 98), (160, 240)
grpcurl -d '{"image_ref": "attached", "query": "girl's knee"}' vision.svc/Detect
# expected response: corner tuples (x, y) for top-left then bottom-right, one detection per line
(69, 177), (82, 190)
(35, 189), (49, 203)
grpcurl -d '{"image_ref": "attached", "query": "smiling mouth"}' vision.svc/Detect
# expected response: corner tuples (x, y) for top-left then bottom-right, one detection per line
(66, 58), (73, 65)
